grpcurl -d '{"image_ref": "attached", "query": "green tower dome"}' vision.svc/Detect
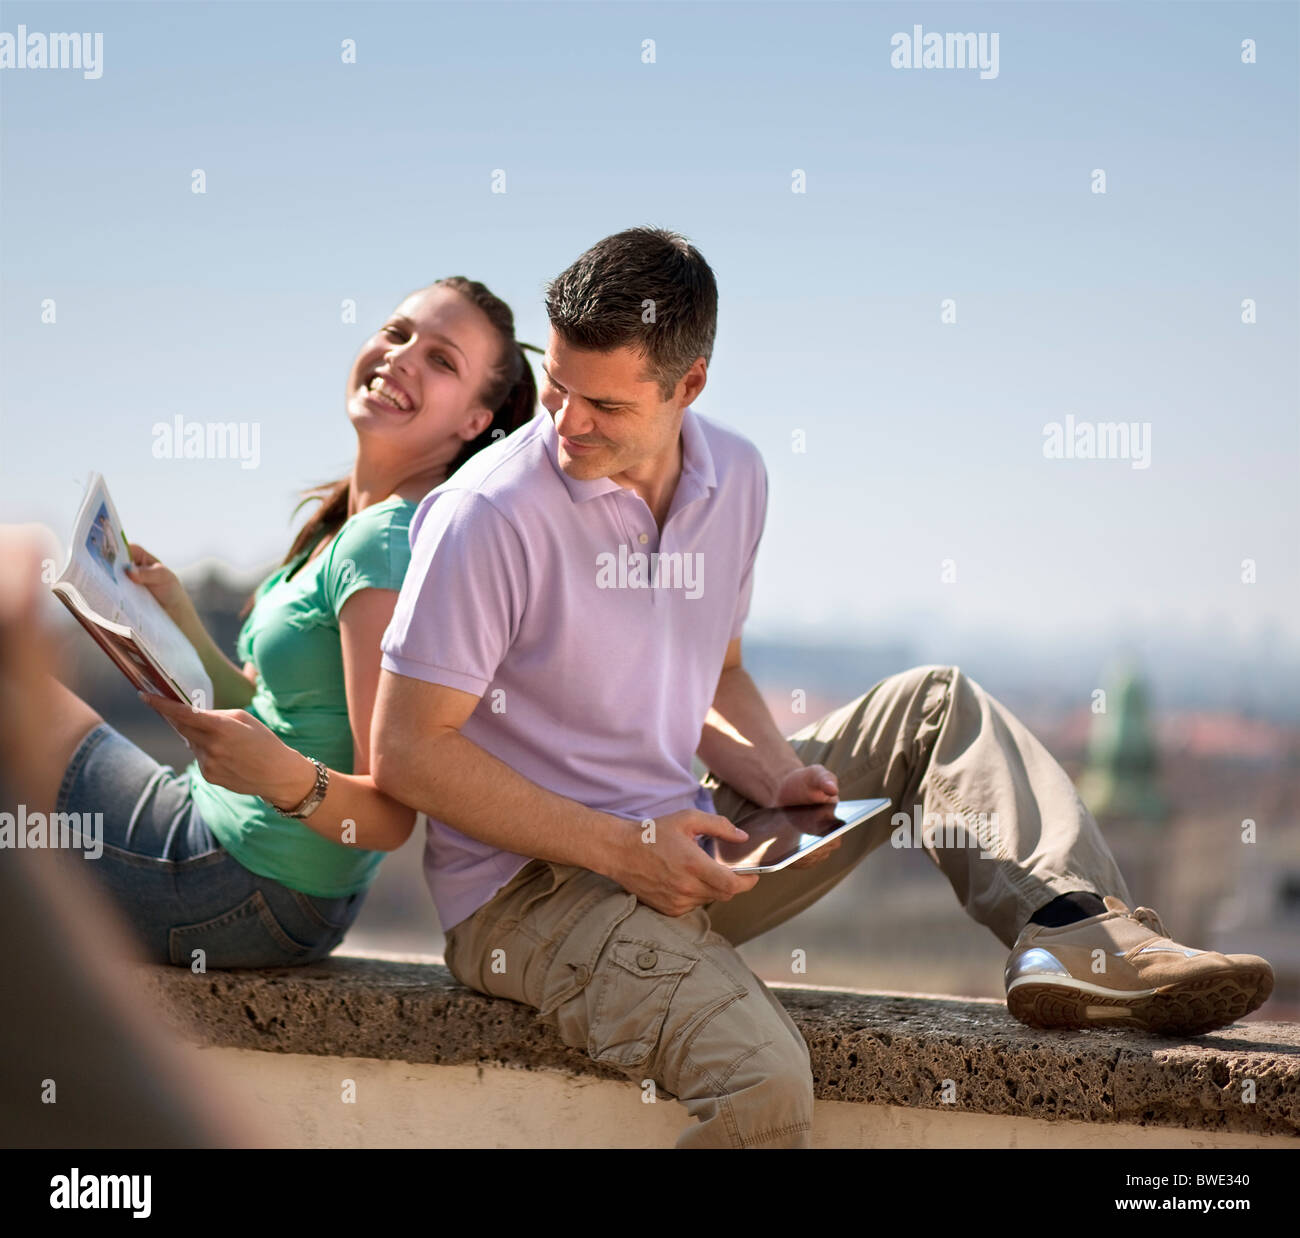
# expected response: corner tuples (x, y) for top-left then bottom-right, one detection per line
(1078, 666), (1169, 826)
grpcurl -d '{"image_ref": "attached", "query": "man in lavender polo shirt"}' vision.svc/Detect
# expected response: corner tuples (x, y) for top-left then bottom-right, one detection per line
(379, 397), (763, 931)
(373, 228), (1272, 1149)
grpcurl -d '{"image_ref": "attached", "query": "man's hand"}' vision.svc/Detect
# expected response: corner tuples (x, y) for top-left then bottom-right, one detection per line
(786, 800), (847, 870)
(610, 809), (759, 917)
(773, 763), (838, 807)
(773, 768), (841, 870)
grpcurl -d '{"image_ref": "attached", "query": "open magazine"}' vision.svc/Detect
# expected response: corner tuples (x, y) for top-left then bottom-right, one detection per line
(50, 473), (214, 712)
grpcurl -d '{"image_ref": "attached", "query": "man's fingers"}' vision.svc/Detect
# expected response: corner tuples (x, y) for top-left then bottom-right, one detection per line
(804, 766), (838, 801)
(815, 765), (839, 795)
(690, 851), (757, 902)
(641, 858), (756, 915)
(780, 764), (838, 805)
(689, 813), (749, 842)
(717, 870), (759, 899)
(632, 810), (761, 912)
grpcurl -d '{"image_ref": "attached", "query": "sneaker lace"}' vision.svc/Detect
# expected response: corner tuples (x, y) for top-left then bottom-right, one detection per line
(1131, 905), (1168, 936)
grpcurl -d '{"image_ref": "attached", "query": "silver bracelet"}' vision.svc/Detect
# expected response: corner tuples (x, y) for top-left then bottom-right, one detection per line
(269, 757), (329, 820)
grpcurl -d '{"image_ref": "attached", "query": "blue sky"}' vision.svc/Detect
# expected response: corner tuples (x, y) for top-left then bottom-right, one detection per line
(3, 0), (1297, 666)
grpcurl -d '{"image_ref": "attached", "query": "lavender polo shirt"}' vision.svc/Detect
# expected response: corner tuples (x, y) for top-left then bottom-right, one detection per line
(379, 406), (768, 930)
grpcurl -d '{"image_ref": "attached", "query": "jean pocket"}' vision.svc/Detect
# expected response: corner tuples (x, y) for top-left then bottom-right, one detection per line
(168, 890), (314, 969)
(290, 889), (361, 933)
(585, 937), (700, 1068)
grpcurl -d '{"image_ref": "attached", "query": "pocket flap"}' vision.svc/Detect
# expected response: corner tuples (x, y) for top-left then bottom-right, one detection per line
(538, 888), (638, 1015)
(608, 939), (698, 979)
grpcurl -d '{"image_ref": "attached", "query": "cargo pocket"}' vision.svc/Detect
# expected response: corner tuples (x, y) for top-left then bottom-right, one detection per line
(538, 888), (638, 1017)
(168, 890), (313, 969)
(585, 937), (701, 1068)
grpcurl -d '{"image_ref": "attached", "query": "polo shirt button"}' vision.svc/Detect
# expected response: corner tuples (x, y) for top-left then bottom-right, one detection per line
(636, 950), (658, 970)
(638, 533), (649, 544)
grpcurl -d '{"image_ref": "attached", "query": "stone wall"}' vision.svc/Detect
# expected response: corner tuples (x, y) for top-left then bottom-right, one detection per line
(141, 951), (1300, 1148)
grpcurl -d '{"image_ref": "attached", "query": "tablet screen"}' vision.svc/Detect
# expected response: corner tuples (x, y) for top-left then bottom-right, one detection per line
(712, 798), (891, 873)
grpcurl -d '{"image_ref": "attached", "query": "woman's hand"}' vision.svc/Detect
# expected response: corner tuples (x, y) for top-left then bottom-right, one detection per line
(124, 543), (198, 630)
(139, 693), (316, 810)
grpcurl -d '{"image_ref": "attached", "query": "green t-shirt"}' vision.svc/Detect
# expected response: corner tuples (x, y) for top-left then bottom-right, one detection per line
(188, 496), (417, 898)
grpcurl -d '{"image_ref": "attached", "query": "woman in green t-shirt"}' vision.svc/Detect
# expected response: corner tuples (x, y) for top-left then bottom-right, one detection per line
(38, 277), (538, 967)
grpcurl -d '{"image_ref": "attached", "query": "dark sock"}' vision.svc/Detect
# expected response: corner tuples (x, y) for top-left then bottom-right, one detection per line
(1028, 891), (1108, 929)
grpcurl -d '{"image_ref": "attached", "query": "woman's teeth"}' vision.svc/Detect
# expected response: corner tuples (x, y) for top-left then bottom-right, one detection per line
(367, 375), (413, 411)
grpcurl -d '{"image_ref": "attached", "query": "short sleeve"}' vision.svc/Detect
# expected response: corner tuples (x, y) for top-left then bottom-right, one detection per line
(729, 454), (769, 642)
(323, 501), (414, 617)
(379, 489), (528, 698)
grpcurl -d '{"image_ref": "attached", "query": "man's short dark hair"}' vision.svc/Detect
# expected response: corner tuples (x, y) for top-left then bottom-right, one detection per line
(543, 226), (718, 401)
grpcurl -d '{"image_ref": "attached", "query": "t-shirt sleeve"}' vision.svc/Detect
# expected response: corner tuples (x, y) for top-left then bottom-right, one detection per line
(323, 503), (414, 617)
(729, 452), (769, 642)
(380, 489), (528, 698)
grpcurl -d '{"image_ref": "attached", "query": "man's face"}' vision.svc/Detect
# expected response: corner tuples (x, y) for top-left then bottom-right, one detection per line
(539, 329), (693, 486)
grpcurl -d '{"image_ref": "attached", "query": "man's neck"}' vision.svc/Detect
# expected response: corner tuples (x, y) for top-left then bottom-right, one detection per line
(614, 435), (684, 532)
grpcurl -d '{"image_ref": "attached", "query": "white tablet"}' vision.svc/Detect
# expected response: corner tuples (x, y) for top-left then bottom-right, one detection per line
(712, 797), (892, 874)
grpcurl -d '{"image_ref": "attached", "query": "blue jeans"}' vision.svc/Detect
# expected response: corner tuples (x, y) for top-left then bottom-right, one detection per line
(56, 723), (365, 968)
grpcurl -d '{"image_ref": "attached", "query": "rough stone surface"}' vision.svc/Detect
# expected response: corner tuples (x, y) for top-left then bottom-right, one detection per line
(139, 956), (1300, 1138)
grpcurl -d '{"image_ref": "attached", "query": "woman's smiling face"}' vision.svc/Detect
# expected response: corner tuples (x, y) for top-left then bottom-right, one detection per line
(346, 285), (500, 454)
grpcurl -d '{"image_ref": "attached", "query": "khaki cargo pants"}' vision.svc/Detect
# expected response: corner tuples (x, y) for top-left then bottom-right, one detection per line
(442, 666), (1132, 1148)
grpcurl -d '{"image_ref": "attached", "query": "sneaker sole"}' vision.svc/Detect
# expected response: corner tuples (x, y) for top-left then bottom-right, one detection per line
(1006, 966), (1274, 1036)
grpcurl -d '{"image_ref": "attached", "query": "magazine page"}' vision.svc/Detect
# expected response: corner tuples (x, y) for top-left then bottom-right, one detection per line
(59, 474), (215, 707)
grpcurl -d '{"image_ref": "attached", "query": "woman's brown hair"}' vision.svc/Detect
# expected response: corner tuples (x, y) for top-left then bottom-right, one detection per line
(254, 277), (539, 607)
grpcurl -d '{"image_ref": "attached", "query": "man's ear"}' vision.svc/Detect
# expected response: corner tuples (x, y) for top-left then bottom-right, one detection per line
(459, 405), (494, 441)
(675, 357), (708, 410)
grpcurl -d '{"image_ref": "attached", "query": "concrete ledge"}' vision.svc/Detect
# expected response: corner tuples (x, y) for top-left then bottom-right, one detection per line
(140, 953), (1300, 1141)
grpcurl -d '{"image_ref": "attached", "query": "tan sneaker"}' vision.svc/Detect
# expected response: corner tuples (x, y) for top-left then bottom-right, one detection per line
(1005, 896), (1273, 1036)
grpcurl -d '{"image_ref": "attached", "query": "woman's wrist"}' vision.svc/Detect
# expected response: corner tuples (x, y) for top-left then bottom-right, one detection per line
(265, 750), (320, 812)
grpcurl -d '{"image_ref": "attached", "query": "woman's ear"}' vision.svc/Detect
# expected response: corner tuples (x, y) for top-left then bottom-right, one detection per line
(459, 405), (494, 442)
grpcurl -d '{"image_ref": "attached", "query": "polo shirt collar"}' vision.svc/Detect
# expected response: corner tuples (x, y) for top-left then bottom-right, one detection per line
(543, 406), (717, 504)
(677, 405), (717, 496)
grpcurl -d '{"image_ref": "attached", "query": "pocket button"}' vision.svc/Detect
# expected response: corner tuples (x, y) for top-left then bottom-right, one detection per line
(636, 950), (659, 970)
